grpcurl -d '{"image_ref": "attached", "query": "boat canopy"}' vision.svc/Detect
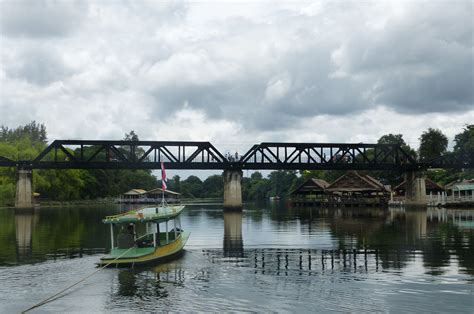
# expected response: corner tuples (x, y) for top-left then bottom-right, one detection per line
(103, 205), (185, 224)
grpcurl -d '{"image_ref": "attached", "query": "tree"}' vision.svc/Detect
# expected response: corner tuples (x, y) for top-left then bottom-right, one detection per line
(124, 130), (139, 141)
(180, 175), (203, 198)
(167, 175), (181, 193)
(0, 121), (47, 144)
(418, 128), (448, 161)
(202, 175), (223, 198)
(454, 124), (474, 161)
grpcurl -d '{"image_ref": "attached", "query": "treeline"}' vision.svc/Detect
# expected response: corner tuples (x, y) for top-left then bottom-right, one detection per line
(165, 170), (302, 201)
(0, 122), (473, 205)
(0, 122), (158, 205)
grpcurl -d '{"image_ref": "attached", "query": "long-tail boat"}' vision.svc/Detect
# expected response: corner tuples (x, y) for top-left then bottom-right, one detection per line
(99, 205), (189, 267)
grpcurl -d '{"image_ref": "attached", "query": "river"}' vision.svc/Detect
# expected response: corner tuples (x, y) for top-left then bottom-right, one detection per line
(0, 204), (473, 312)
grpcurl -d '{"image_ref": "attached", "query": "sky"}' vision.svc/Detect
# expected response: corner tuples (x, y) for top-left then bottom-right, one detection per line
(1, 0), (473, 158)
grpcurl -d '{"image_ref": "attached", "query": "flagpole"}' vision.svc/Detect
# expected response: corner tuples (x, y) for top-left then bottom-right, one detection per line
(160, 162), (167, 207)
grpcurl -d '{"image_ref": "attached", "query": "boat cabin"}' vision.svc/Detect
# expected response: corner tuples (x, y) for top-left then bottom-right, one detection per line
(108, 207), (184, 250)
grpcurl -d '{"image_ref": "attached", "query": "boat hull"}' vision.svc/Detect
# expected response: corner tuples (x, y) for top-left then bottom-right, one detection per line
(99, 231), (190, 267)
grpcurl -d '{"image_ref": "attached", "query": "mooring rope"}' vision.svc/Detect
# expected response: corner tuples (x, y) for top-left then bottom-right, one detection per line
(22, 234), (148, 313)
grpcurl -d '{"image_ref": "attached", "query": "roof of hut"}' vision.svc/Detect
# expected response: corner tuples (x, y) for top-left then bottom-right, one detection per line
(325, 171), (389, 193)
(122, 189), (147, 195)
(290, 178), (330, 195)
(394, 178), (444, 192)
(444, 179), (474, 191)
(145, 188), (181, 196)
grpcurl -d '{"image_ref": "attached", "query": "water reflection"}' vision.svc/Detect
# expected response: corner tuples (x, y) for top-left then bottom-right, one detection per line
(0, 205), (473, 312)
(223, 210), (243, 257)
(14, 209), (38, 261)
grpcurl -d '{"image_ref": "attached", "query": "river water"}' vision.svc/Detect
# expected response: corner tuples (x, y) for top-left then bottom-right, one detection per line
(0, 204), (473, 313)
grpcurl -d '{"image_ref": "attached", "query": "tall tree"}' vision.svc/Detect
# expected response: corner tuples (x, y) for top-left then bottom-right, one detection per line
(418, 128), (448, 161)
(454, 124), (474, 160)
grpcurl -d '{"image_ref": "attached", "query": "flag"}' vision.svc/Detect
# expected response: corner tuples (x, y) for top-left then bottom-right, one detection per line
(161, 162), (167, 191)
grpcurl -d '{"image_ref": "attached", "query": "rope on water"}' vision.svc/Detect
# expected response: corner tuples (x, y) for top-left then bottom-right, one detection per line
(22, 234), (148, 313)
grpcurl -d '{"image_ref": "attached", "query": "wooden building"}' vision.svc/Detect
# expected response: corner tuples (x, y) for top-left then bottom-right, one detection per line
(144, 188), (181, 203)
(119, 189), (147, 203)
(394, 178), (444, 196)
(118, 188), (180, 204)
(324, 171), (390, 207)
(290, 178), (330, 200)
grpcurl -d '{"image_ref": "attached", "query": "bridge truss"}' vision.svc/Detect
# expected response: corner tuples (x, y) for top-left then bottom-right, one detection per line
(0, 140), (471, 171)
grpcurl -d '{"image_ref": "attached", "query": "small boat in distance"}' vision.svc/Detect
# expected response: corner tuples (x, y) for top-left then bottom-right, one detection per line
(99, 205), (189, 267)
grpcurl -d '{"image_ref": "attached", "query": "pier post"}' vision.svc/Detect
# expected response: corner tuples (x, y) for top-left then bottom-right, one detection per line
(404, 171), (426, 207)
(15, 169), (34, 209)
(223, 170), (243, 210)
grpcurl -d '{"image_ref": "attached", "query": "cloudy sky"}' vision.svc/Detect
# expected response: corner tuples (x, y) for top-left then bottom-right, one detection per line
(1, 0), (473, 155)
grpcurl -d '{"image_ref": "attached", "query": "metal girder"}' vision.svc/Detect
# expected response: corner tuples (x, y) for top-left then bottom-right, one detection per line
(0, 155), (15, 167)
(0, 140), (471, 170)
(239, 142), (419, 171)
(419, 152), (474, 170)
(26, 140), (229, 169)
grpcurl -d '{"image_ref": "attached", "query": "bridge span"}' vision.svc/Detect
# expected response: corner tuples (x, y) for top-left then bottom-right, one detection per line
(0, 140), (472, 209)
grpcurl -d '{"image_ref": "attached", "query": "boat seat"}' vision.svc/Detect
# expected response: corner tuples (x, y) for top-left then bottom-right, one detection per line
(117, 233), (135, 248)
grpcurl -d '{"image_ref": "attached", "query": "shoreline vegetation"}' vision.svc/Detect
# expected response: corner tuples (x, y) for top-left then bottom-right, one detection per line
(1, 122), (473, 207)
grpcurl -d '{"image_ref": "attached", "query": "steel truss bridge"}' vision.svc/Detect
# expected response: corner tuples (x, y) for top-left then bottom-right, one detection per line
(0, 140), (472, 171)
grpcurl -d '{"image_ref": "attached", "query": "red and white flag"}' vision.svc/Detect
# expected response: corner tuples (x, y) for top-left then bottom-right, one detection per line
(161, 162), (167, 190)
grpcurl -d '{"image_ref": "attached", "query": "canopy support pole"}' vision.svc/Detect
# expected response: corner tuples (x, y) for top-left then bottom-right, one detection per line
(110, 224), (114, 249)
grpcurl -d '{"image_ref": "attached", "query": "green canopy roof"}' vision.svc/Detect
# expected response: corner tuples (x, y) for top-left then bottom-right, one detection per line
(103, 205), (185, 224)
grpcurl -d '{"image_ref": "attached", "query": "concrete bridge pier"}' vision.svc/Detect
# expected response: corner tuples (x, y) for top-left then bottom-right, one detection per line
(404, 171), (427, 207)
(223, 170), (243, 210)
(15, 169), (34, 209)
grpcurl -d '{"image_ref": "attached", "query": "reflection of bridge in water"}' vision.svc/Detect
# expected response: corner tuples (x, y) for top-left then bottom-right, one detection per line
(204, 248), (387, 275)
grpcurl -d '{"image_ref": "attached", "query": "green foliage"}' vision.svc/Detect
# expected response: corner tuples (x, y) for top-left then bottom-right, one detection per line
(180, 175), (203, 198)
(377, 133), (417, 158)
(202, 175), (223, 198)
(454, 124), (474, 159)
(418, 128), (448, 161)
(242, 172), (271, 200)
(166, 175), (181, 193)
(0, 121), (47, 144)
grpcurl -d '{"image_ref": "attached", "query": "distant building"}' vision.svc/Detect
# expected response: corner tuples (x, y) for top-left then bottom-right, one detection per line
(290, 178), (330, 200)
(118, 188), (180, 203)
(394, 178), (444, 196)
(325, 171), (390, 206)
(120, 189), (147, 203)
(444, 179), (474, 201)
(290, 171), (390, 207)
(144, 188), (181, 203)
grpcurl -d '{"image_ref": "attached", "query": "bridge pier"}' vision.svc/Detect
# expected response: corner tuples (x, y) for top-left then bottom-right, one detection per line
(223, 170), (242, 210)
(15, 169), (34, 209)
(404, 171), (427, 207)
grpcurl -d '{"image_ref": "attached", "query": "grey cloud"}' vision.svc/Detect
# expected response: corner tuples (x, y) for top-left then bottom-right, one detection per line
(339, 1), (473, 113)
(0, 0), (87, 38)
(5, 48), (74, 86)
(143, 0), (472, 132)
